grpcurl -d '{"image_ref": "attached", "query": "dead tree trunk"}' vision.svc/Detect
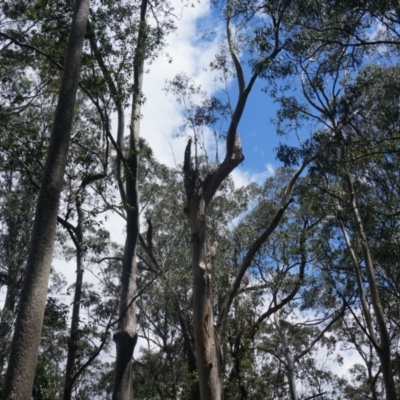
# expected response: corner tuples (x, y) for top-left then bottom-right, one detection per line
(1, 1), (90, 399)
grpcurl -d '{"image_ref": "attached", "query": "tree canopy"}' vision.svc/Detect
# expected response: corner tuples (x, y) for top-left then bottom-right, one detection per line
(1, 0), (400, 399)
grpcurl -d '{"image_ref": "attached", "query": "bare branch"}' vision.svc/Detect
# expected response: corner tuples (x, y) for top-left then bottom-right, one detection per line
(0, 32), (63, 70)
(294, 303), (346, 363)
(226, 1), (245, 94)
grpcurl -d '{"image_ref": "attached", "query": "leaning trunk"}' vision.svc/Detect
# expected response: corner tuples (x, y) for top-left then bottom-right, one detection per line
(1, 1), (89, 399)
(190, 199), (223, 400)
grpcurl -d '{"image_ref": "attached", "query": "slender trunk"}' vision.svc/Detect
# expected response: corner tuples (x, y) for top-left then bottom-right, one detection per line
(112, 204), (139, 400)
(63, 192), (84, 400)
(176, 302), (199, 398)
(1, 1), (89, 399)
(367, 357), (378, 400)
(345, 174), (397, 400)
(190, 199), (223, 400)
(286, 355), (297, 400)
(274, 311), (298, 400)
(0, 274), (21, 376)
(112, 2), (147, 399)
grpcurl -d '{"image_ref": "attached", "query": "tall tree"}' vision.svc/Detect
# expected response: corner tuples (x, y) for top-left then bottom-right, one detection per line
(178, 1), (321, 396)
(1, 0), (90, 398)
(110, 1), (147, 397)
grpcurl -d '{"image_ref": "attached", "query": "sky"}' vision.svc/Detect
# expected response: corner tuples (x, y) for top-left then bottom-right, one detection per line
(138, 0), (279, 187)
(134, 0), (363, 379)
(0, 0), (363, 384)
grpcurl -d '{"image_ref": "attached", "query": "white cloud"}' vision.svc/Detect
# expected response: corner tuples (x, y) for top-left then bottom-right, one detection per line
(231, 163), (275, 188)
(140, 0), (223, 167)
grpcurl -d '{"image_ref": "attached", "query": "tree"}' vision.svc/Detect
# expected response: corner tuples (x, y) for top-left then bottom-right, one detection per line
(176, 1), (324, 396)
(86, 1), (178, 397)
(276, 55), (400, 397)
(1, 0), (90, 398)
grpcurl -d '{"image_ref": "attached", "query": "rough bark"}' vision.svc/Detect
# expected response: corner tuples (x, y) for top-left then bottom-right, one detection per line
(1, 1), (90, 399)
(0, 176), (26, 375)
(112, 1), (147, 399)
(190, 198), (223, 400)
(184, 131), (243, 399)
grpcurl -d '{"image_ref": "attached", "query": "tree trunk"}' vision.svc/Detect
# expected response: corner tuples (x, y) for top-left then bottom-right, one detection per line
(190, 198), (223, 400)
(1, 1), (89, 399)
(274, 310), (298, 400)
(112, 205), (139, 400)
(285, 354), (297, 400)
(112, 2), (147, 399)
(63, 192), (84, 400)
(0, 274), (21, 376)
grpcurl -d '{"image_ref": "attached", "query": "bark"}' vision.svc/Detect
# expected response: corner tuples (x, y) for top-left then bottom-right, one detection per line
(190, 199), (223, 400)
(1, 1), (90, 399)
(112, 1), (147, 399)
(184, 132), (243, 399)
(286, 356), (297, 400)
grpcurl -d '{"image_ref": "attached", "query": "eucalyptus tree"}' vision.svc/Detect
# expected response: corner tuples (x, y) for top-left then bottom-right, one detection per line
(1, 0), (90, 398)
(86, 1), (178, 398)
(177, 0), (325, 395)
(135, 152), (256, 399)
(336, 313), (383, 400)
(214, 169), (346, 400)
(275, 51), (400, 397)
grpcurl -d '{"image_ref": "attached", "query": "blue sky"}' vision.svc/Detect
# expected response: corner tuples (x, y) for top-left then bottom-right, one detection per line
(139, 1), (288, 186)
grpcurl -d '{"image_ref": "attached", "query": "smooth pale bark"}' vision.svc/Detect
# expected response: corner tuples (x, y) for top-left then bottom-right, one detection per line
(112, 1), (147, 399)
(1, 1), (90, 399)
(274, 311), (298, 400)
